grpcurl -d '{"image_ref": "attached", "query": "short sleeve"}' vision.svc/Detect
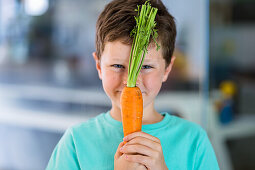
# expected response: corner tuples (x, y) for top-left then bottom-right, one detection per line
(194, 130), (220, 170)
(46, 128), (80, 170)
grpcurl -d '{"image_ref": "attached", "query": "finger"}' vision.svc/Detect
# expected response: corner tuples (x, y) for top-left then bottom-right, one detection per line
(126, 136), (162, 152)
(120, 144), (157, 157)
(114, 141), (125, 159)
(123, 131), (160, 144)
(124, 154), (152, 169)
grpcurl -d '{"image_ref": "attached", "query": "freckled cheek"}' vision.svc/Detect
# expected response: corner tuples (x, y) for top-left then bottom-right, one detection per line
(147, 81), (162, 94)
(102, 71), (122, 92)
(143, 74), (163, 94)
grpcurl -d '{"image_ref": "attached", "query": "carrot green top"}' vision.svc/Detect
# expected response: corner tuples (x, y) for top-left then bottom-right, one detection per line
(127, 0), (160, 87)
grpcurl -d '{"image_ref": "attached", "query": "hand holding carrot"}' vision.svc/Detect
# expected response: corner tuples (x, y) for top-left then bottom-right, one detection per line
(114, 141), (147, 170)
(120, 132), (168, 170)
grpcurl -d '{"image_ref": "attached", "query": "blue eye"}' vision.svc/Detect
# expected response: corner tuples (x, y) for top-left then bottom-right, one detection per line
(112, 64), (124, 69)
(142, 65), (152, 69)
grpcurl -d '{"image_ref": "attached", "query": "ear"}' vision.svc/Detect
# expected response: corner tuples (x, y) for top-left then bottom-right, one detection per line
(93, 52), (102, 80)
(162, 56), (176, 82)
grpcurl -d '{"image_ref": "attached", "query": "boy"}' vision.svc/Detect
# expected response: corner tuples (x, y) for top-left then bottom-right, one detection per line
(47, 0), (219, 169)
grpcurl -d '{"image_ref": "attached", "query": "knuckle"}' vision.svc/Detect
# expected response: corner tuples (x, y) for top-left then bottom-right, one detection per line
(121, 147), (127, 152)
(155, 137), (161, 143)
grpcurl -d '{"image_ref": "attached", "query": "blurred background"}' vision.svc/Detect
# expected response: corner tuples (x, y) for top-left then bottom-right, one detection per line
(0, 0), (254, 169)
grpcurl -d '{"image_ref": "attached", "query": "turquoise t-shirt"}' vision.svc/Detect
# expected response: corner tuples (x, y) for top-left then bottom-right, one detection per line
(46, 111), (219, 170)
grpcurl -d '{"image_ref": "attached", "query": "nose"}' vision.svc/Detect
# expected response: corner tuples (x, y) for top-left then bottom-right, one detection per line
(122, 71), (143, 87)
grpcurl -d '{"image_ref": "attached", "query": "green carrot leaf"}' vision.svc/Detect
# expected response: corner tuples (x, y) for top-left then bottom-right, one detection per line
(127, 0), (160, 87)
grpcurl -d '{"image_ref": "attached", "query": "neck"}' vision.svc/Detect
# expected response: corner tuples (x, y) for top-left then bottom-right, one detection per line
(110, 101), (163, 125)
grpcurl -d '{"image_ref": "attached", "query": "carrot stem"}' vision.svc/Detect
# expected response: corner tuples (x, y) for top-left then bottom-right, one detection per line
(127, 1), (159, 87)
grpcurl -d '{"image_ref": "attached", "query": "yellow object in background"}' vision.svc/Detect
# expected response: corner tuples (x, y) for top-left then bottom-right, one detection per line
(219, 80), (237, 98)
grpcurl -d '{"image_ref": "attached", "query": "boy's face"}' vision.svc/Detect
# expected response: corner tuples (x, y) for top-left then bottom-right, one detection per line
(93, 40), (175, 112)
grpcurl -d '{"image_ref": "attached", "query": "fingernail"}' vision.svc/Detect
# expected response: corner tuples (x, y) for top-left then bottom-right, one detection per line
(123, 136), (127, 141)
(120, 147), (123, 151)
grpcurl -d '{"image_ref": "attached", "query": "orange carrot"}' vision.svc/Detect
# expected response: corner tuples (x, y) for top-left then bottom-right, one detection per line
(121, 87), (143, 137)
(120, 1), (159, 138)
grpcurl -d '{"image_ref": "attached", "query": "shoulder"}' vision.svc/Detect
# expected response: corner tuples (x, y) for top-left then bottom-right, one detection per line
(164, 113), (208, 140)
(168, 114), (216, 156)
(172, 115), (219, 169)
(168, 113), (204, 131)
(57, 112), (112, 148)
(68, 112), (107, 134)
(61, 112), (109, 142)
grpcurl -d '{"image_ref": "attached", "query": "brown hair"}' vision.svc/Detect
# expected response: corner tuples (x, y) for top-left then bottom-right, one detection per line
(95, 0), (176, 67)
